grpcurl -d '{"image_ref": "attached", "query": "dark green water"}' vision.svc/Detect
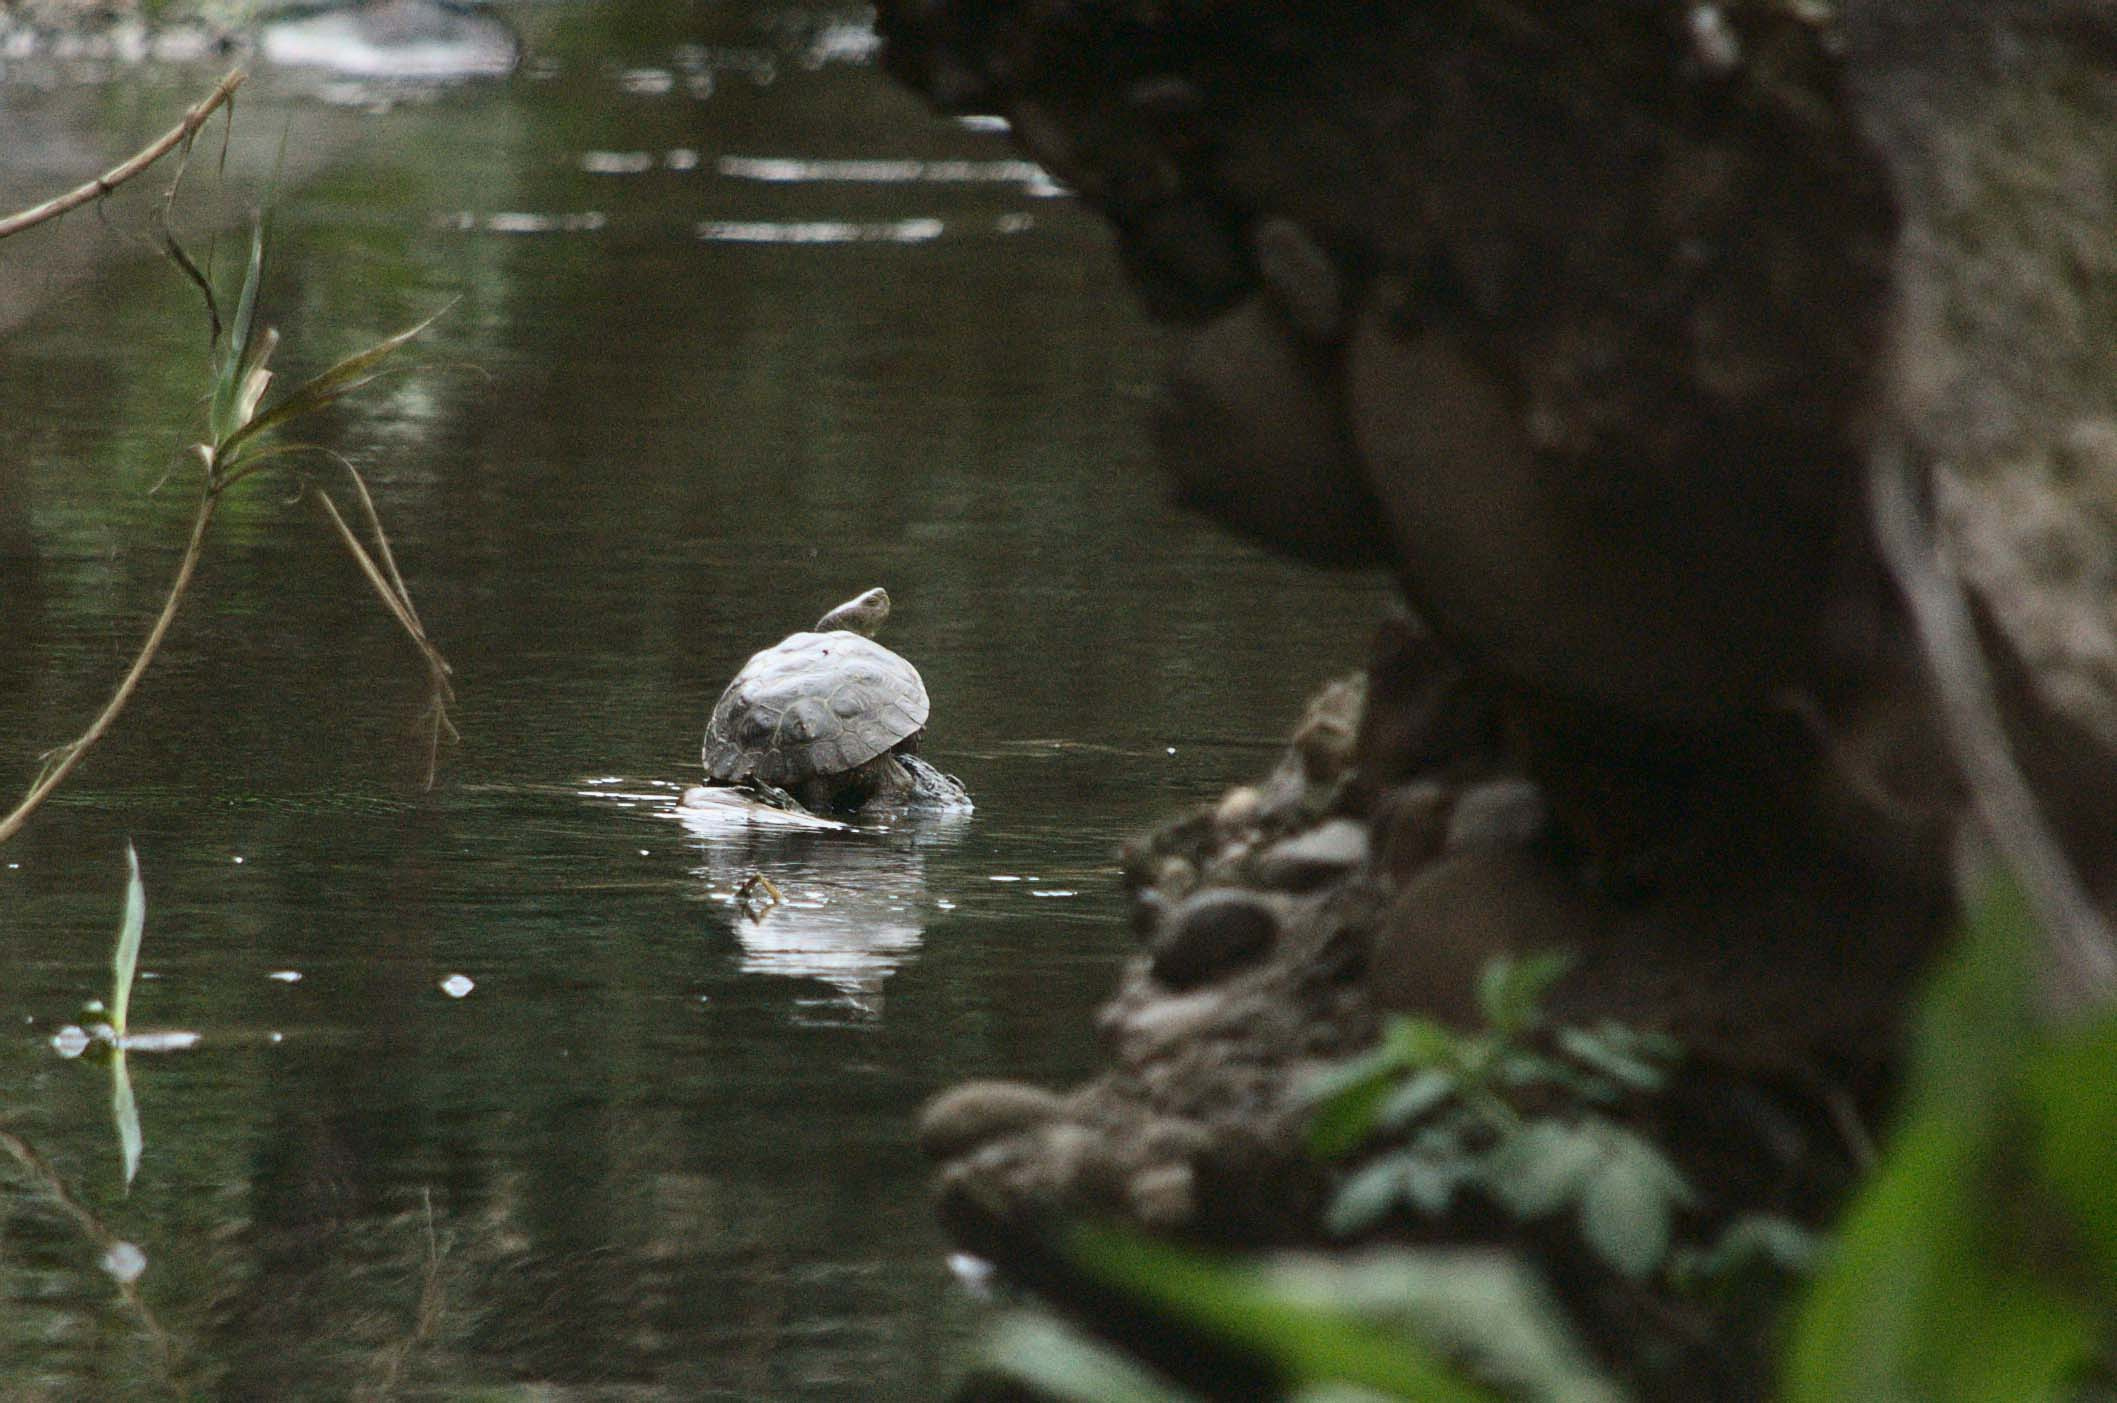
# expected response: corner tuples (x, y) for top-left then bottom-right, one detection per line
(0, 8), (1388, 1397)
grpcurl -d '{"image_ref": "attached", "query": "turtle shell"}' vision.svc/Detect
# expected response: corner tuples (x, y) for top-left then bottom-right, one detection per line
(702, 630), (930, 787)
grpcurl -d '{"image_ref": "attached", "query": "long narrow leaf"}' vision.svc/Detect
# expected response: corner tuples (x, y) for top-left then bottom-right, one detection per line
(220, 301), (455, 458)
(984, 1313), (1199, 1403)
(211, 219), (268, 443)
(1069, 1226), (1501, 1403)
(112, 1051), (142, 1191)
(110, 841), (145, 1038)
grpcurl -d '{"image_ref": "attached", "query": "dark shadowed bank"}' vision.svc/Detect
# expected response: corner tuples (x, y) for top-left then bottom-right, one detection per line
(873, 1), (2117, 1397)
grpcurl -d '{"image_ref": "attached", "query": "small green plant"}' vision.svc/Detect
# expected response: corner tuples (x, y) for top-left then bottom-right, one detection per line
(1305, 954), (1696, 1282)
(977, 1228), (1632, 1403)
(0, 75), (458, 846)
(0, 201), (456, 845)
(974, 886), (2117, 1403)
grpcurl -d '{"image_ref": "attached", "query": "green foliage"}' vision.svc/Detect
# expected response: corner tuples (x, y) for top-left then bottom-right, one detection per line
(983, 1312), (1197, 1403)
(197, 213), (456, 488)
(979, 887), (2117, 1403)
(1785, 875), (2117, 1403)
(1306, 955), (1693, 1283)
(979, 1231), (1632, 1403)
(1069, 1227), (1499, 1403)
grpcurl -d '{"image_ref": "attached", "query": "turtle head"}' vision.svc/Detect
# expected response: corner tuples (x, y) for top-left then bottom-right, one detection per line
(815, 586), (891, 637)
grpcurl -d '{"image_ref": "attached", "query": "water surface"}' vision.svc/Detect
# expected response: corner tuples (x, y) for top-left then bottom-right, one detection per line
(0, 8), (1390, 1396)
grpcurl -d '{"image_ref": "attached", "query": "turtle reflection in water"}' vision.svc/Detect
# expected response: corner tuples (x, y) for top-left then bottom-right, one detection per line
(691, 587), (972, 817)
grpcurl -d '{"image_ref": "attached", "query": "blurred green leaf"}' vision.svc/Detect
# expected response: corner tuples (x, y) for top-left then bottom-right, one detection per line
(1329, 1158), (1417, 1238)
(1672, 1213), (1820, 1291)
(1308, 1059), (1417, 1160)
(1375, 1069), (1456, 1134)
(1070, 1226), (1502, 1403)
(1785, 873), (2101, 1403)
(1291, 1385), (1409, 1403)
(2026, 1012), (2117, 1287)
(1553, 1025), (1673, 1094)
(1305, 1019), (1455, 1160)
(1787, 1114), (1973, 1403)
(1940, 1283), (2098, 1403)
(1484, 1121), (1599, 1220)
(1575, 1128), (1691, 1282)
(1475, 953), (1570, 1038)
(1260, 1251), (1631, 1403)
(219, 302), (453, 463)
(982, 1312), (1199, 1403)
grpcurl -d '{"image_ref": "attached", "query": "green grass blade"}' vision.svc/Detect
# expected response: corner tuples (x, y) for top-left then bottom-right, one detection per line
(112, 1050), (142, 1191)
(220, 301), (454, 459)
(110, 841), (145, 1038)
(211, 218), (268, 443)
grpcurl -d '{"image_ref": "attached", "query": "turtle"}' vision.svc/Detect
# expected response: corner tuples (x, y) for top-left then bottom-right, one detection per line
(701, 587), (971, 815)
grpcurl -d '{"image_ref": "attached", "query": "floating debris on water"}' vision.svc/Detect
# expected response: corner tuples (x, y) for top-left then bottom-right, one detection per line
(99, 1242), (147, 1285)
(50, 1023), (201, 1055)
(666, 148), (701, 171)
(696, 218), (945, 245)
(440, 974), (475, 999)
(674, 785), (851, 832)
(267, 971), (302, 983)
(121, 1030), (201, 1053)
(1030, 889), (1080, 898)
(947, 1251), (1000, 1299)
(989, 875), (1024, 883)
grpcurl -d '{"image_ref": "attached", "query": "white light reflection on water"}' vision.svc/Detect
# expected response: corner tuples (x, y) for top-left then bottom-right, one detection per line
(716, 154), (1052, 186)
(696, 217), (946, 244)
(674, 797), (970, 1017)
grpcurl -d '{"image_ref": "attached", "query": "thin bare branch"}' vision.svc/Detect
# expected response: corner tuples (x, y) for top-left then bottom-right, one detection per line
(1868, 437), (2117, 1021)
(0, 478), (219, 846)
(0, 69), (245, 241)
